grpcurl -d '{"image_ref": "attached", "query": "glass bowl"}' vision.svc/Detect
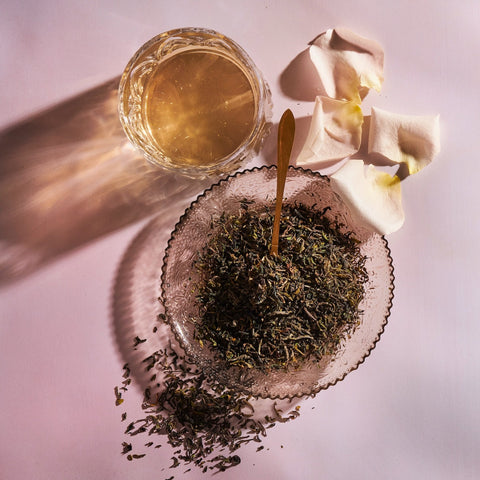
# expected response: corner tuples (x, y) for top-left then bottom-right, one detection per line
(118, 27), (272, 178)
(161, 166), (394, 399)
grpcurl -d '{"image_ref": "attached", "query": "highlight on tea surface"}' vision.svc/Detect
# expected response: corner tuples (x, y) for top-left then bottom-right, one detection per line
(143, 50), (255, 167)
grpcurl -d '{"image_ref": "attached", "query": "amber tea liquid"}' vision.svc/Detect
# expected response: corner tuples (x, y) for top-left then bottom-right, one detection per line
(141, 50), (256, 167)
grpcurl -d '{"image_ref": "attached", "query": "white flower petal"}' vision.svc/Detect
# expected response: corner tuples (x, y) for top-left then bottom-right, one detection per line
(296, 96), (363, 169)
(309, 28), (384, 102)
(368, 107), (441, 174)
(330, 159), (405, 235)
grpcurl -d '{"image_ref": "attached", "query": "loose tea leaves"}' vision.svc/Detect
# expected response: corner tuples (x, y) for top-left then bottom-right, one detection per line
(116, 341), (301, 477)
(194, 202), (368, 371)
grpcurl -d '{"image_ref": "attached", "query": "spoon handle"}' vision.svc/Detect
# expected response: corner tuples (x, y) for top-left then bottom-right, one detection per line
(271, 109), (295, 255)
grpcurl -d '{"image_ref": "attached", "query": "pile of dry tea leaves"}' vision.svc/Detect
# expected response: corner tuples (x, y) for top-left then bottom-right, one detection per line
(193, 201), (368, 371)
(115, 335), (301, 478)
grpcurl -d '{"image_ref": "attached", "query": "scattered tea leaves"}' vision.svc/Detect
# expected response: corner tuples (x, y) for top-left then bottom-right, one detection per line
(115, 342), (300, 477)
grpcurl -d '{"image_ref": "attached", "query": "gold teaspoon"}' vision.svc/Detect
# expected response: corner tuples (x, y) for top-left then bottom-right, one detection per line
(270, 109), (295, 255)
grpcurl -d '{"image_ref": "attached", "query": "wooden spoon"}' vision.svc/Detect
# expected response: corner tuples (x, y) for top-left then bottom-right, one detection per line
(270, 109), (295, 255)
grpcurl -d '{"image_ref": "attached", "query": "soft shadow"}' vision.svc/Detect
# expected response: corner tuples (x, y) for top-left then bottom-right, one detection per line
(280, 36), (372, 103)
(279, 48), (323, 101)
(111, 213), (182, 395)
(0, 78), (214, 286)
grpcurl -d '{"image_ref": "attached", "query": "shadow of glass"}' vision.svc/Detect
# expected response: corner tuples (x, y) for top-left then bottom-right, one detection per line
(0, 78), (214, 286)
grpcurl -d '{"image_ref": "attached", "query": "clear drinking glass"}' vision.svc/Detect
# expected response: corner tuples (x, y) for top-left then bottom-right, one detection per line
(118, 28), (272, 178)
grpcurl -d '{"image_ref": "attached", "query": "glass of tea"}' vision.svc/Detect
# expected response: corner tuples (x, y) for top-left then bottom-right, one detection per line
(118, 28), (272, 178)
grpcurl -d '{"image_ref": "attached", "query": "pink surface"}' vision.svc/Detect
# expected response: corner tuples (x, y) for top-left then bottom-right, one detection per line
(1, 1), (479, 479)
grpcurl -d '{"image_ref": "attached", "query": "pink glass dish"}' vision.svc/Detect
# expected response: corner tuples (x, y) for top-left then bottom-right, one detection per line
(161, 166), (394, 399)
